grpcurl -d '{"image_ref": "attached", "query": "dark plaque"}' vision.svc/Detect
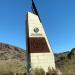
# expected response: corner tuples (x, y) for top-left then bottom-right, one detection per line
(27, 37), (50, 53)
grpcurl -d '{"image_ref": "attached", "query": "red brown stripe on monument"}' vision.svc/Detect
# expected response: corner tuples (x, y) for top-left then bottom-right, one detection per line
(27, 37), (50, 53)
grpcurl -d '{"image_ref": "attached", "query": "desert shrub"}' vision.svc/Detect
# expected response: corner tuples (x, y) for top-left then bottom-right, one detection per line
(28, 67), (63, 75)
(30, 68), (45, 75)
(48, 69), (56, 75)
(16, 73), (27, 75)
(0, 60), (27, 75)
(3, 72), (13, 75)
(0, 72), (13, 75)
(47, 68), (61, 75)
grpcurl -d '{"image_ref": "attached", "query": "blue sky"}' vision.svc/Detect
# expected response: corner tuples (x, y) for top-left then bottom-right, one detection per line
(0, 0), (75, 53)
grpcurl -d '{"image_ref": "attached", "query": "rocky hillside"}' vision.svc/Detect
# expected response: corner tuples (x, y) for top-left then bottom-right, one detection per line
(55, 48), (75, 75)
(0, 42), (26, 73)
(0, 42), (25, 60)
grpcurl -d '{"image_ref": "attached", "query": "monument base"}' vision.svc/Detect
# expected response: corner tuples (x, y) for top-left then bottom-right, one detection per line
(30, 53), (55, 72)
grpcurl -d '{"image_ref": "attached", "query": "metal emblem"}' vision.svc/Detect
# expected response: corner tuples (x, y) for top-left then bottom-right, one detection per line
(34, 27), (39, 33)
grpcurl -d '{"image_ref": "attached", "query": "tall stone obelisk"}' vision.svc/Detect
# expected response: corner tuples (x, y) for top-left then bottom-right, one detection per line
(26, 0), (56, 72)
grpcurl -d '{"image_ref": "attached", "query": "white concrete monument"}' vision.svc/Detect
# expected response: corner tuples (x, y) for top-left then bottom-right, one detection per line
(26, 0), (56, 72)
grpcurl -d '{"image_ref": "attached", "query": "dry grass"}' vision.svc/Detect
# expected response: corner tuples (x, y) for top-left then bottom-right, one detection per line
(29, 68), (61, 75)
(0, 59), (26, 75)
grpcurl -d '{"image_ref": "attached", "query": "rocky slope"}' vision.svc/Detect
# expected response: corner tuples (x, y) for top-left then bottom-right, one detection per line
(0, 42), (26, 73)
(0, 42), (25, 60)
(55, 48), (75, 74)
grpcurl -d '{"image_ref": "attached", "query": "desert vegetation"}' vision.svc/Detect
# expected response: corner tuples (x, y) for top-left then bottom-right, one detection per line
(0, 43), (26, 75)
(29, 67), (61, 75)
(0, 43), (75, 75)
(0, 60), (26, 75)
(55, 48), (75, 75)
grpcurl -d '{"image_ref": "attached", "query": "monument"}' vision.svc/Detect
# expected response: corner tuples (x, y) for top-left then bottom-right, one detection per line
(26, 0), (56, 72)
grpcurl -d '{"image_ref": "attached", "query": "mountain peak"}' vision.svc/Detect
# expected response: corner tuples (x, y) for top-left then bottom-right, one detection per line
(68, 48), (75, 59)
